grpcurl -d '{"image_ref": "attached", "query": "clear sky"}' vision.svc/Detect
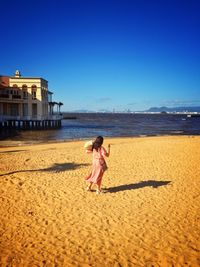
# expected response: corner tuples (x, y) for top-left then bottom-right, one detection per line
(1, 0), (200, 112)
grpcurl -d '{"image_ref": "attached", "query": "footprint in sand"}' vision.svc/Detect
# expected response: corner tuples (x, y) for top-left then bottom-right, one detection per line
(18, 181), (24, 186)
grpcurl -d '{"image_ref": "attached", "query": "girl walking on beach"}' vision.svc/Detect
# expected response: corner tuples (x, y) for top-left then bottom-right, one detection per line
(85, 136), (110, 194)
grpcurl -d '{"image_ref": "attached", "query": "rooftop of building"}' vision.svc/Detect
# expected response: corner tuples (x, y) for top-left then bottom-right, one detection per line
(0, 70), (48, 83)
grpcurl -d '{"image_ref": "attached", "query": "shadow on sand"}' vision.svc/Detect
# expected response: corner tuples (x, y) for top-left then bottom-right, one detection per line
(41, 162), (90, 172)
(0, 150), (28, 154)
(104, 180), (171, 193)
(0, 162), (90, 176)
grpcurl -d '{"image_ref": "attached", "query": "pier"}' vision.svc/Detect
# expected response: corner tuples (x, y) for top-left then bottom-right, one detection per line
(0, 119), (62, 130)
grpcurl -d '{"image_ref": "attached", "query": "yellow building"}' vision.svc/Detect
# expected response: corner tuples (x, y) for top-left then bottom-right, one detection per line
(0, 70), (61, 121)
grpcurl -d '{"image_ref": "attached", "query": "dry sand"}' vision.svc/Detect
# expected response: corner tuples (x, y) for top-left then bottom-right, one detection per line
(0, 136), (199, 267)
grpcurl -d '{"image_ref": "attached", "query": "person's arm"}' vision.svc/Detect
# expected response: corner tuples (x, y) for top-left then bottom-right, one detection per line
(86, 149), (92, 154)
(106, 144), (111, 157)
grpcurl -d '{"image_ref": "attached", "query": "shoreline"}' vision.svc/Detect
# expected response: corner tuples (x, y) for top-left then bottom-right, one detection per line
(0, 133), (199, 148)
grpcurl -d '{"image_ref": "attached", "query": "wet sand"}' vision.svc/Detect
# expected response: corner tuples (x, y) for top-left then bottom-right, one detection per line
(0, 136), (199, 266)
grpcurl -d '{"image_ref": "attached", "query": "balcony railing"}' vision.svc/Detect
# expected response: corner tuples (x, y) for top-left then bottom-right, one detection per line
(0, 94), (9, 98)
(12, 95), (21, 99)
(0, 94), (22, 100)
(0, 114), (63, 122)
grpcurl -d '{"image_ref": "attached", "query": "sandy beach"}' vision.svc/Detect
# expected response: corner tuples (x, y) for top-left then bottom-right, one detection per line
(0, 136), (199, 267)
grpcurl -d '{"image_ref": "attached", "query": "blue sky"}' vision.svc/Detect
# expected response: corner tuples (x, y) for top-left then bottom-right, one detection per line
(1, 0), (200, 111)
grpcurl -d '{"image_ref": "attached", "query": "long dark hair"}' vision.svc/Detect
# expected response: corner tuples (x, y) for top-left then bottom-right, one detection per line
(92, 136), (104, 151)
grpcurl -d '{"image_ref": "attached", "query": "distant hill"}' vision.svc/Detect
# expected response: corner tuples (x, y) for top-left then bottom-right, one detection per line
(64, 109), (112, 113)
(98, 109), (112, 113)
(70, 109), (95, 113)
(145, 106), (200, 112)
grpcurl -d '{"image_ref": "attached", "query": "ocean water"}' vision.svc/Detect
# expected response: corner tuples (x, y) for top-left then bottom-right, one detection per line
(1, 113), (200, 144)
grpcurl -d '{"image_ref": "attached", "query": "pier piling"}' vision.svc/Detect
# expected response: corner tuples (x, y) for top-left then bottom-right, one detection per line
(0, 119), (62, 131)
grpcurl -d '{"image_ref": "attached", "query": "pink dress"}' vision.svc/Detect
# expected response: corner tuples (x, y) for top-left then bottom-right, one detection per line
(86, 146), (108, 186)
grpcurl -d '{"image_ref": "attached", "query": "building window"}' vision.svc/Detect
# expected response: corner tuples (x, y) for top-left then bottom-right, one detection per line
(3, 103), (7, 115)
(22, 85), (28, 99)
(32, 91), (37, 100)
(32, 103), (37, 118)
(22, 85), (27, 90)
(31, 85), (37, 100)
(23, 91), (28, 99)
(13, 84), (18, 88)
(10, 103), (19, 116)
(23, 103), (28, 117)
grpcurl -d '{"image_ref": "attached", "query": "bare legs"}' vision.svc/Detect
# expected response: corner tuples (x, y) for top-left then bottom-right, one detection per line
(86, 182), (101, 194)
(96, 184), (101, 194)
(86, 171), (104, 194)
(86, 182), (93, 191)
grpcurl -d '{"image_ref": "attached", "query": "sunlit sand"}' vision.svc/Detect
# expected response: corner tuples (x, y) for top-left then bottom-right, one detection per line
(0, 136), (199, 266)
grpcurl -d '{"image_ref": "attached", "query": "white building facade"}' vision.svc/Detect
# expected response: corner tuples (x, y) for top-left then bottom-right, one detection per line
(0, 70), (61, 121)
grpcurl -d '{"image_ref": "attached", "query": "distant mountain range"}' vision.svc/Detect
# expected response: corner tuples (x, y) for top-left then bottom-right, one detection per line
(145, 106), (200, 112)
(67, 109), (112, 113)
(63, 106), (200, 114)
